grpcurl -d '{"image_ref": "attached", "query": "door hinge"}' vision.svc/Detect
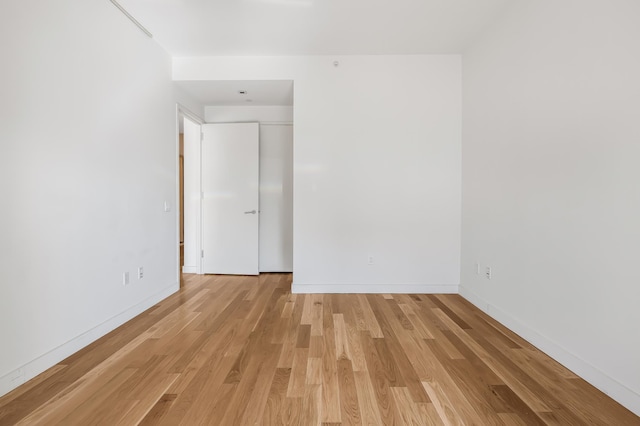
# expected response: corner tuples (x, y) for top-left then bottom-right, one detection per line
(201, 250), (204, 258)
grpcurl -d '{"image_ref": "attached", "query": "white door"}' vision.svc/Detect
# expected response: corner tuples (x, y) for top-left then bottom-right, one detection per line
(259, 124), (293, 272)
(182, 117), (202, 274)
(201, 123), (259, 275)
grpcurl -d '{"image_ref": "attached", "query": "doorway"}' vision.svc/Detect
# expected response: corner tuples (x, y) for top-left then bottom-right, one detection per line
(177, 107), (203, 285)
(176, 80), (294, 280)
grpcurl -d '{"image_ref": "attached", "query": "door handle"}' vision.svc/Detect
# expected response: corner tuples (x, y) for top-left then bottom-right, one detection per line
(244, 210), (257, 214)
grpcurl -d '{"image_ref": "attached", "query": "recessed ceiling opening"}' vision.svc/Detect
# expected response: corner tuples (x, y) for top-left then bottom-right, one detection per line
(174, 80), (294, 107)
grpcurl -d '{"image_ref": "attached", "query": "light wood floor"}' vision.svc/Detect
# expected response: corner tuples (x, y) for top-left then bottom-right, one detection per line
(0, 274), (637, 425)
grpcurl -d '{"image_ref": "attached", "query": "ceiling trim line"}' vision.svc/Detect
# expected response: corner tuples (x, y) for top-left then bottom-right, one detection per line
(109, 0), (153, 38)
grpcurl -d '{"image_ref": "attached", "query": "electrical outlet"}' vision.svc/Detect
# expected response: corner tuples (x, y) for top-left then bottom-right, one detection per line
(123, 272), (130, 286)
(368, 256), (374, 265)
(138, 267), (144, 279)
(485, 266), (492, 280)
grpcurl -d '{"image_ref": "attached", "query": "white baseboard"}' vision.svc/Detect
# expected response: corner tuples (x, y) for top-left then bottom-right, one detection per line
(182, 266), (198, 274)
(291, 283), (459, 294)
(0, 282), (179, 398)
(459, 285), (640, 417)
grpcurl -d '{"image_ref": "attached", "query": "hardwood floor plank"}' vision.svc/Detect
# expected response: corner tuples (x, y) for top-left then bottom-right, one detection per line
(159, 354), (237, 425)
(433, 295), (521, 351)
(170, 290), (248, 373)
(238, 346), (282, 425)
(561, 378), (640, 425)
(281, 294), (297, 318)
(277, 294), (306, 368)
(418, 350), (486, 423)
(262, 367), (291, 424)
(385, 297), (416, 331)
(425, 337), (507, 424)
(97, 400), (141, 426)
(353, 370), (384, 426)
(309, 335), (324, 359)
(372, 337), (406, 388)
(218, 297), (285, 425)
(137, 394), (177, 426)
(360, 330), (403, 425)
(426, 295), (472, 330)
(311, 294), (325, 337)
(391, 324), (481, 422)
(337, 357), (361, 425)
(287, 348), (310, 397)
(115, 373), (180, 426)
(303, 384), (322, 426)
(224, 287), (286, 384)
(296, 324), (312, 349)
(357, 294), (384, 338)
(506, 348), (579, 396)
(321, 295), (341, 424)
(306, 357), (323, 385)
(343, 305), (368, 372)
(412, 306), (466, 360)
(190, 382), (237, 426)
(489, 384), (547, 426)
(1, 273), (636, 425)
(367, 294), (431, 403)
(497, 412), (530, 426)
(422, 381), (465, 426)
(333, 313), (352, 361)
(47, 368), (139, 426)
(396, 301), (435, 339)
(301, 294), (313, 325)
(165, 318), (242, 394)
(350, 294), (368, 331)
(278, 396), (303, 425)
(433, 308), (555, 414)
(416, 401), (447, 426)
(390, 386), (427, 426)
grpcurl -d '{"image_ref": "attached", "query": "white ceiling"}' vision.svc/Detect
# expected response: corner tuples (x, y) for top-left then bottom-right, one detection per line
(119, 0), (513, 107)
(118, 0), (514, 57)
(175, 80), (294, 106)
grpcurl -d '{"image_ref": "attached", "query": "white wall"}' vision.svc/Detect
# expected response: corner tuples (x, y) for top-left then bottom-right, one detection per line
(205, 105), (293, 123)
(176, 56), (462, 293)
(461, 0), (640, 415)
(0, 0), (198, 396)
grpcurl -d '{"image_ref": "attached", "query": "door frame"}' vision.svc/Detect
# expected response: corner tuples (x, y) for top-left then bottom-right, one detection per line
(176, 104), (204, 283)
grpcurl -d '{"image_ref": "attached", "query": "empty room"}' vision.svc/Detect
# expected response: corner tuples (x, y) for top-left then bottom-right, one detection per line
(1, 0), (639, 424)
